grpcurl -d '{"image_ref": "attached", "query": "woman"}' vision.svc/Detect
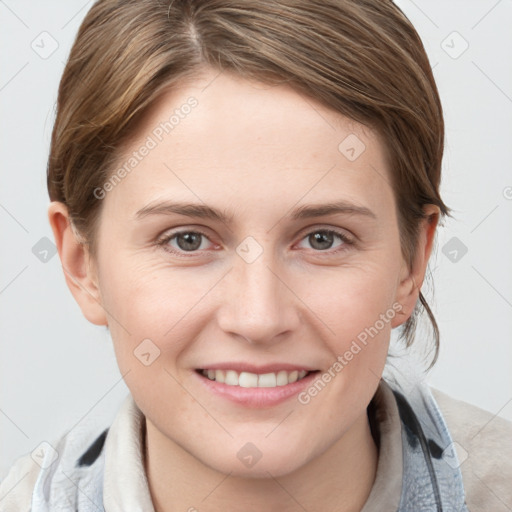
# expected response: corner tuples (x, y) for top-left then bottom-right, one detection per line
(1, 0), (510, 510)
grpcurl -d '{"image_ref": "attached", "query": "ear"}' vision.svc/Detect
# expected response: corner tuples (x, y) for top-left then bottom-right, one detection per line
(48, 201), (108, 326)
(391, 204), (440, 328)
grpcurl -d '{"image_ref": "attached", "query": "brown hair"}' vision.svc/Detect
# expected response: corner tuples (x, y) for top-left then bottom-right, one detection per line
(47, 0), (449, 368)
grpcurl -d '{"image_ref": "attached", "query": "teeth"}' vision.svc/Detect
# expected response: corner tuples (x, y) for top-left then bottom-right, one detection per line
(258, 372), (277, 387)
(201, 369), (311, 388)
(225, 370), (238, 386)
(239, 372), (258, 388)
(276, 370), (288, 386)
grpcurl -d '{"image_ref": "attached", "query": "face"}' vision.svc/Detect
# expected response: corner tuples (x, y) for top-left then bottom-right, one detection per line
(68, 69), (418, 477)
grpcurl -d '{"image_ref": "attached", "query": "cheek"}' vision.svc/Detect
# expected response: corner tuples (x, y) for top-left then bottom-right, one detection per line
(98, 259), (216, 366)
(292, 266), (396, 430)
(301, 261), (399, 341)
(100, 256), (185, 328)
(293, 262), (398, 404)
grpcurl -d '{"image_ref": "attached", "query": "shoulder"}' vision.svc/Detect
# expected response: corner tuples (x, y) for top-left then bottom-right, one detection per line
(0, 423), (110, 511)
(431, 387), (512, 511)
(0, 452), (41, 512)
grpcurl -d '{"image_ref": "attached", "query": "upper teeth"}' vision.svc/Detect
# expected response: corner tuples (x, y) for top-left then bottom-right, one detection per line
(201, 369), (309, 388)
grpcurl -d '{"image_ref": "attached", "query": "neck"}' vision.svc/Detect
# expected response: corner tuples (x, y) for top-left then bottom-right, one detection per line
(144, 411), (378, 512)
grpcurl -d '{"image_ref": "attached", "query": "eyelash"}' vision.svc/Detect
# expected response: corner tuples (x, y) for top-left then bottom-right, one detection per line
(155, 227), (355, 257)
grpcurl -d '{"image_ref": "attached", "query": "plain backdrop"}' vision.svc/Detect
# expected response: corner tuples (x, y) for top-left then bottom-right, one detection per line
(1, 0), (511, 476)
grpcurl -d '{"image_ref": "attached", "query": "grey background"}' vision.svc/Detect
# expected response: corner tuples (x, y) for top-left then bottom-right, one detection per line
(1, 0), (511, 476)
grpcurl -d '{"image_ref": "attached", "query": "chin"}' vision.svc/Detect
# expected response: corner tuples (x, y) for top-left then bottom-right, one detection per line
(197, 440), (312, 479)
(215, 458), (305, 480)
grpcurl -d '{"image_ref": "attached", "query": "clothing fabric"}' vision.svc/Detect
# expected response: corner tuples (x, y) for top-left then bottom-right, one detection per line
(431, 386), (512, 511)
(1, 368), (510, 511)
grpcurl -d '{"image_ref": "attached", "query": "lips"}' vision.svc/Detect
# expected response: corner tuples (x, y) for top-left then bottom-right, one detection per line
(193, 362), (321, 407)
(198, 368), (311, 388)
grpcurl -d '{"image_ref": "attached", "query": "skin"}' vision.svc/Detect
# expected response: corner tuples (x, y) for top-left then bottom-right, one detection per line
(49, 68), (439, 511)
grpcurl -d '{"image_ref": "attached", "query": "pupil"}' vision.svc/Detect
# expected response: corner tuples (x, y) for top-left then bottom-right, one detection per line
(177, 232), (201, 251)
(310, 231), (333, 250)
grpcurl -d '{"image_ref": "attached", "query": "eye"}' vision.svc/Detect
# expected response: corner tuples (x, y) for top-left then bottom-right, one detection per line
(296, 229), (353, 252)
(157, 230), (215, 253)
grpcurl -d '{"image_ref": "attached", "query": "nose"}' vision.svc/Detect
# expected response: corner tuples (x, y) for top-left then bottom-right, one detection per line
(216, 251), (300, 345)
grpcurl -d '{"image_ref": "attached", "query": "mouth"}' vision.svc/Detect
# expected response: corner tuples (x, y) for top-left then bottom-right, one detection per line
(196, 368), (315, 388)
(194, 367), (321, 408)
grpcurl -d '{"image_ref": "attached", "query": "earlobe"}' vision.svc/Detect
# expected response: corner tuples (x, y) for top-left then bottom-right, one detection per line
(391, 205), (440, 328)
(47, 201), (108, 326)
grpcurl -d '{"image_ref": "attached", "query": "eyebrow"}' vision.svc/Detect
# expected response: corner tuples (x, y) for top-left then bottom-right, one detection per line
(291, 201), (376, 220)
(135, 202), (234, 223)
(134, 199), (376, 223)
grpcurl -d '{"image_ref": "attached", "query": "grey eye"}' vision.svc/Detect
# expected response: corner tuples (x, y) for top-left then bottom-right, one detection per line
(174, 232), (204, 251)
(308, 231), (335, 250)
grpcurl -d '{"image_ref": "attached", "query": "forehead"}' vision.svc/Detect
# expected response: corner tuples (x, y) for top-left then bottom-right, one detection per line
(105, 69), (394, 220)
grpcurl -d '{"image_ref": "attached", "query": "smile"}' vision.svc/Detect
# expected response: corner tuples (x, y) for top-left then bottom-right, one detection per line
(194, 364), (321, 407)
(198, 369), (312, 388)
